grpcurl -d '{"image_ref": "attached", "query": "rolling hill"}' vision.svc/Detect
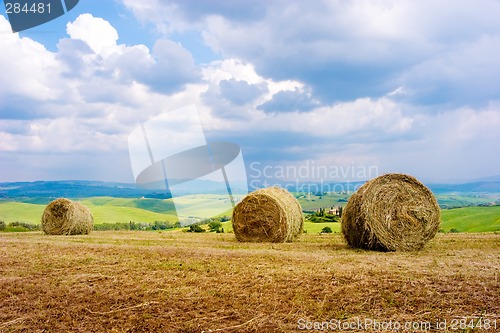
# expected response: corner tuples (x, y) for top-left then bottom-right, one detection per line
(0, 199), (177, 225)
(1, 179), (499, 232)
(1, 197), (499, 233)
(440, 205), (500, 232)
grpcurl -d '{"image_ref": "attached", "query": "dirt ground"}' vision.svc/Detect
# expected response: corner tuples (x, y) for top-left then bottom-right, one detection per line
(0, 231), (499, 332)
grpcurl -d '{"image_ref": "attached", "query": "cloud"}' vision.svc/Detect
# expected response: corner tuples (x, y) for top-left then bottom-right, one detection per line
(120, 0), (500, 107)
(204, 92), (416, 164)
(257, 88), (319, 113)
(113, 0), (500, 182)
(61, 14), (199, 96)
(200, 58), (311, 119)
(0, 16), (61, 103)
(370, 104), (500, 181)
(1, 2), (499, 183)
(399, 35), (500, 106)
(119, 0), (268, 33)
(219, 78), (267, 106)
(140, 39), (199, 93)
(0, 14), (201, 160)
(56, 38), (95, 78)
(0, 151), (134, 182)
(225, 102), (500, 182)
(66, 13), (119, 55)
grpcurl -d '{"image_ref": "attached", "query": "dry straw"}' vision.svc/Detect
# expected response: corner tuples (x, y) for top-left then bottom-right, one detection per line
(342, 173), (440, 251)
(41, 198), (94, 235)
(232, 186), (304, 242)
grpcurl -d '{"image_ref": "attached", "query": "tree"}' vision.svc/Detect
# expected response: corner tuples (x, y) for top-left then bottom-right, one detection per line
(153, 221), (170, 230)
(318, 208), (325, 217)
(208, 221), (222, 232)
(188, 224), (205, 233)
(321, 226), (333, 234)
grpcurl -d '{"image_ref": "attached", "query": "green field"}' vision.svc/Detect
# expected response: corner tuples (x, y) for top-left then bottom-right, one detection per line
(296, 192), (498, 211)
(440, 205), (500, 232)
(436, 194), (499, 209)
(220, 221), (341, 234)
(0, 202), (46, 223)
(0, 198), (177, 225)
(81, 197), (175, 214)
(296, 192), (349, 211)
(1, 196), (499, 233)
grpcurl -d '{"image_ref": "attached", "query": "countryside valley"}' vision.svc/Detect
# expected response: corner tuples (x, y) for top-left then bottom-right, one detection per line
(1, 179), (499, 233)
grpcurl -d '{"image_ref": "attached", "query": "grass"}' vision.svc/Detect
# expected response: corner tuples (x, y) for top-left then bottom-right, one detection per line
(0, 231), (498, 332)
(87, 205), (177, 224)
(441, 206), (500, 232)
(0, 195), (233, 225)
(3, 226), (35, 232)
(2, 197), (499, 233)
(81, 197), (176, 214)
(296, 192), (498, 211)
(0, 202), (45, 223)
(171, 194), (237, 220)
(436, 194), (498, 209)
(297, 192), (349, 212)
(0, 200), (177, 225)
(303, 222), (341, 234)
(219, 221), (341, 234)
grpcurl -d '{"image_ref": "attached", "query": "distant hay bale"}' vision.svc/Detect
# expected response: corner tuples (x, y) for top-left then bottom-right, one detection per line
(342, 173), (440, 251)
(41, 198), (94, 235)
(232, 186), (304, 242)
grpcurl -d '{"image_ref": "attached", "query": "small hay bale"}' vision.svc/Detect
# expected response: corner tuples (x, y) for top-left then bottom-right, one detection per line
(341, 173), (440, 251)
(232, 186), (304, 242)
(41, 198), (94, 235)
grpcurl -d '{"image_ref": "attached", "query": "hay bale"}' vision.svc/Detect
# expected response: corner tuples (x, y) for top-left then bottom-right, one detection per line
(232, 186), (304, 242)
(41, 198), (94, 235)
(341, 173), (440, 251)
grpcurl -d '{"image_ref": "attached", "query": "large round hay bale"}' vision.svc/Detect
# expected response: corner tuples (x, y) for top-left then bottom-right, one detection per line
(342, 173), (440, 251)
(41, 198), (94, 235)
(232, 186), (304, 242)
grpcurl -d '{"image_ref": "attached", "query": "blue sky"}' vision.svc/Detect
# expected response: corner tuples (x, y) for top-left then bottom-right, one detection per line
(0, 0), (499, 184)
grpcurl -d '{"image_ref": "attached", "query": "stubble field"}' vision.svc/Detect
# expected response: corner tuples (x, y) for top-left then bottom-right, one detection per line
(0, 231), (499, 332)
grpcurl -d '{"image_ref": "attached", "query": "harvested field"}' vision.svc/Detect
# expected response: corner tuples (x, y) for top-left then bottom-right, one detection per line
(0, 231), (499, 332)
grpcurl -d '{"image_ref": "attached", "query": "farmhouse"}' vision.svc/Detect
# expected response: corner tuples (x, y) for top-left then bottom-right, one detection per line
(327, 207), (340, 216)
(316, 206), (343, 217)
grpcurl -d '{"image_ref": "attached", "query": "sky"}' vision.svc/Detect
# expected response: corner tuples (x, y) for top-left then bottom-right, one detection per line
(0, 0), (499, 184)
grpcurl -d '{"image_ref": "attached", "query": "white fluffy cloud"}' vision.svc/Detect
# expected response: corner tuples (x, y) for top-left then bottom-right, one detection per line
(0, 16), (60, 102)
(66, 13), (119, 55)
(0, 13), (201, 178)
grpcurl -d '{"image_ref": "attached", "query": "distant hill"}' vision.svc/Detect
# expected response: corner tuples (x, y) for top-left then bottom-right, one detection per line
(0, 199), (178, 225)
(0, 178), (499, 201)
(427, 181), (500, 193)
(440, 206), (500, 232)
(276, 180), (500, 194)
(0, 180), (171, 199)
(471, 174), (500, 182)
(0, 179), (248, 200)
